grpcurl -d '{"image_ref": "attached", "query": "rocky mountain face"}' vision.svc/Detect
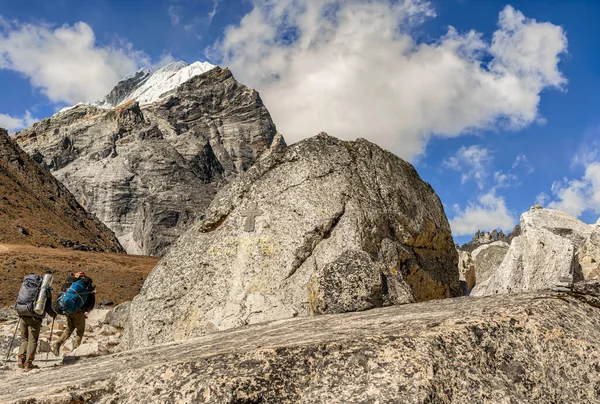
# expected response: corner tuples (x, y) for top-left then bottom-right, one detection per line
(126, 133), (460, 348)
(15, 66), (284, 256)
(459, 225), (520, 252)
(3, 283), (600, 403)
(0, 128), (123, 252)
(472, 206), (597, 296)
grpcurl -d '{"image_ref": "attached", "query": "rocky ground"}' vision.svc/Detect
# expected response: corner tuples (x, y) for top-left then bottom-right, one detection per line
(0, 244), (158, 307)
(1, 288), (600, 403)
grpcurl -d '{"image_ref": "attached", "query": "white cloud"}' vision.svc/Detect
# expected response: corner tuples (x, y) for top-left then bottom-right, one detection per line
(512, 153), (534, 173)
(444, 145), (492, 189)
(0, 111), (36, 132)
(0, 19), (149, 104)
(493, 170), (518, 188)
(450, 191), (517, 236)
(213, 1), (568, 159)
(547, 162), (600, 217)
(536, 192), (549, 206)
(208, 0), (221, 24)
(571, 127), (600, 168)
(169, 5), (181, 26)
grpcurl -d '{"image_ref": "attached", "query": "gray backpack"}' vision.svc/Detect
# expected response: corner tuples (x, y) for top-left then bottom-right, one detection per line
(15, 274), (43, 317)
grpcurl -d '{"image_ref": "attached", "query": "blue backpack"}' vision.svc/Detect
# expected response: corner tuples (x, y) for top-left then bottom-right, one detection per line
(57, 278), (93, 315)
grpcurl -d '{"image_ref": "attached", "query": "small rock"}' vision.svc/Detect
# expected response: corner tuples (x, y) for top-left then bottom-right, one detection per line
(14, 225), (29, 235)
(99, 297), (114, 306)
(106, 336), (121, 347)
(38, 340), (51, 353)
(70, 341), (108, 357)
(531, 204), (543, 210)
(99, 325), (119, 336)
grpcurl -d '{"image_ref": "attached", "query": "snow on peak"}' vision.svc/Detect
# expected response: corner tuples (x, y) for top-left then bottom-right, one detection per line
(95, 60), (216, 108)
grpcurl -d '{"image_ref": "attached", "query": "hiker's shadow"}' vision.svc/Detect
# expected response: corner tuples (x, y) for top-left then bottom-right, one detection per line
(61, 355), (83, 366)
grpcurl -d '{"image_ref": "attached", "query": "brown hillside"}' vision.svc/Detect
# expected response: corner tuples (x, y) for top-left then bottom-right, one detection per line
(0, 244), (158, 307)
(0, 128), (123, 252)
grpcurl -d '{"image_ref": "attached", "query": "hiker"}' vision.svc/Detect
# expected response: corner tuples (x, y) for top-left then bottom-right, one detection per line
(15, 272), (57, 370)
(52, 272), (95, 356)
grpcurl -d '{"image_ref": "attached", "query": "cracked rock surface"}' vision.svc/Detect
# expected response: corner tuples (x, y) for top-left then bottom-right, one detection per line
(2, 291), (600, 403)
(126, 133), (459, 348)
(14, 67), (283, 256)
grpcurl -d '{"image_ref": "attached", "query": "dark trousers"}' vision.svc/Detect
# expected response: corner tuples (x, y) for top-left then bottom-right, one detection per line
(18, 316), (42, 363)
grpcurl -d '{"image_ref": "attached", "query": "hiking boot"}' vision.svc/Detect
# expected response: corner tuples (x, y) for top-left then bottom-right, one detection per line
(23, 362), (39, 370)
(17, 355), (25, 369)
(52, 342), (61, 357)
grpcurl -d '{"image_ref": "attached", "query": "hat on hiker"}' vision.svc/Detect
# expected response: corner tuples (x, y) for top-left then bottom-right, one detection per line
(74, 272), (86, 278)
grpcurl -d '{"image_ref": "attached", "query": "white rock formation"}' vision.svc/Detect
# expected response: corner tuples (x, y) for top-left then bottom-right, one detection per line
(471, 208), (591, 296)
(578, 220), (600, 280)
(470, 241), (509, 286)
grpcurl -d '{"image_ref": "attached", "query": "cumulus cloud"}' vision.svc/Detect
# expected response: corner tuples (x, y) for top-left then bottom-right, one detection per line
(444, 145), (493, 189)
(449, 191), (517, 236)
(0, 111), (36, 132)
(546, 162), (600, 217)
(213, 0), (568, 159)
(0, 19), (149, 104)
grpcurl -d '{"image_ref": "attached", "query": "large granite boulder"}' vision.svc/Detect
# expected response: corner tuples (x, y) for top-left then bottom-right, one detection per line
(457, 249), (475, 293)
(126, 134), (459, 348)
(472, 207), (592, 296)
(14, 66), (284, 256)
(3, 285), (600, 403)
(522, 205), (593, 248)
(470, 241), (509, 286)
(0, 128), (123, 252)
(579, 220), (600, 280)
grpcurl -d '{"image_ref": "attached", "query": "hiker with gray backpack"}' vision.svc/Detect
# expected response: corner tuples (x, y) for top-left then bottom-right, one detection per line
(52, 272), (95, 356)
(13, 271), (57, 370)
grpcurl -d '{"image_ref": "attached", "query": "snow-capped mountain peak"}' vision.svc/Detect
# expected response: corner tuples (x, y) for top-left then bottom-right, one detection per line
(95, 60), (216, 108)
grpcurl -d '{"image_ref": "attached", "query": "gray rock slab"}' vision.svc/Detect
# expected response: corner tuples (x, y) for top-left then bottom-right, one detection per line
(1, 291), (600, 403)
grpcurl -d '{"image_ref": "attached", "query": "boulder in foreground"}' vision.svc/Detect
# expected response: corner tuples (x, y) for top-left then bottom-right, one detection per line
(127, 133), (459, 348)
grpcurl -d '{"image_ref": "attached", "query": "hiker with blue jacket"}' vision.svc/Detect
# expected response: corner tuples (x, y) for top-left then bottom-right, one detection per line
(52, 272), (95, 356)
(15, 272), (57, 370)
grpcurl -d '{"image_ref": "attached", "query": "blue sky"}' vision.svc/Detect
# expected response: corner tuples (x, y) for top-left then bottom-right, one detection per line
(1, 0), (599, 244)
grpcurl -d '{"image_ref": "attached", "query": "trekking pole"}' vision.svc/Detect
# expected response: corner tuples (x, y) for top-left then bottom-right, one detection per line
(4, 318), (20, 363)
(46, 318), (55, 362)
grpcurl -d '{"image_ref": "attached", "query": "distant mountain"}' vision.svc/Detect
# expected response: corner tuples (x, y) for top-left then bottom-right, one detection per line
(0, 128), (123, 252)
(15, 65), (285, 256)
(459, 226), (521, 252)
